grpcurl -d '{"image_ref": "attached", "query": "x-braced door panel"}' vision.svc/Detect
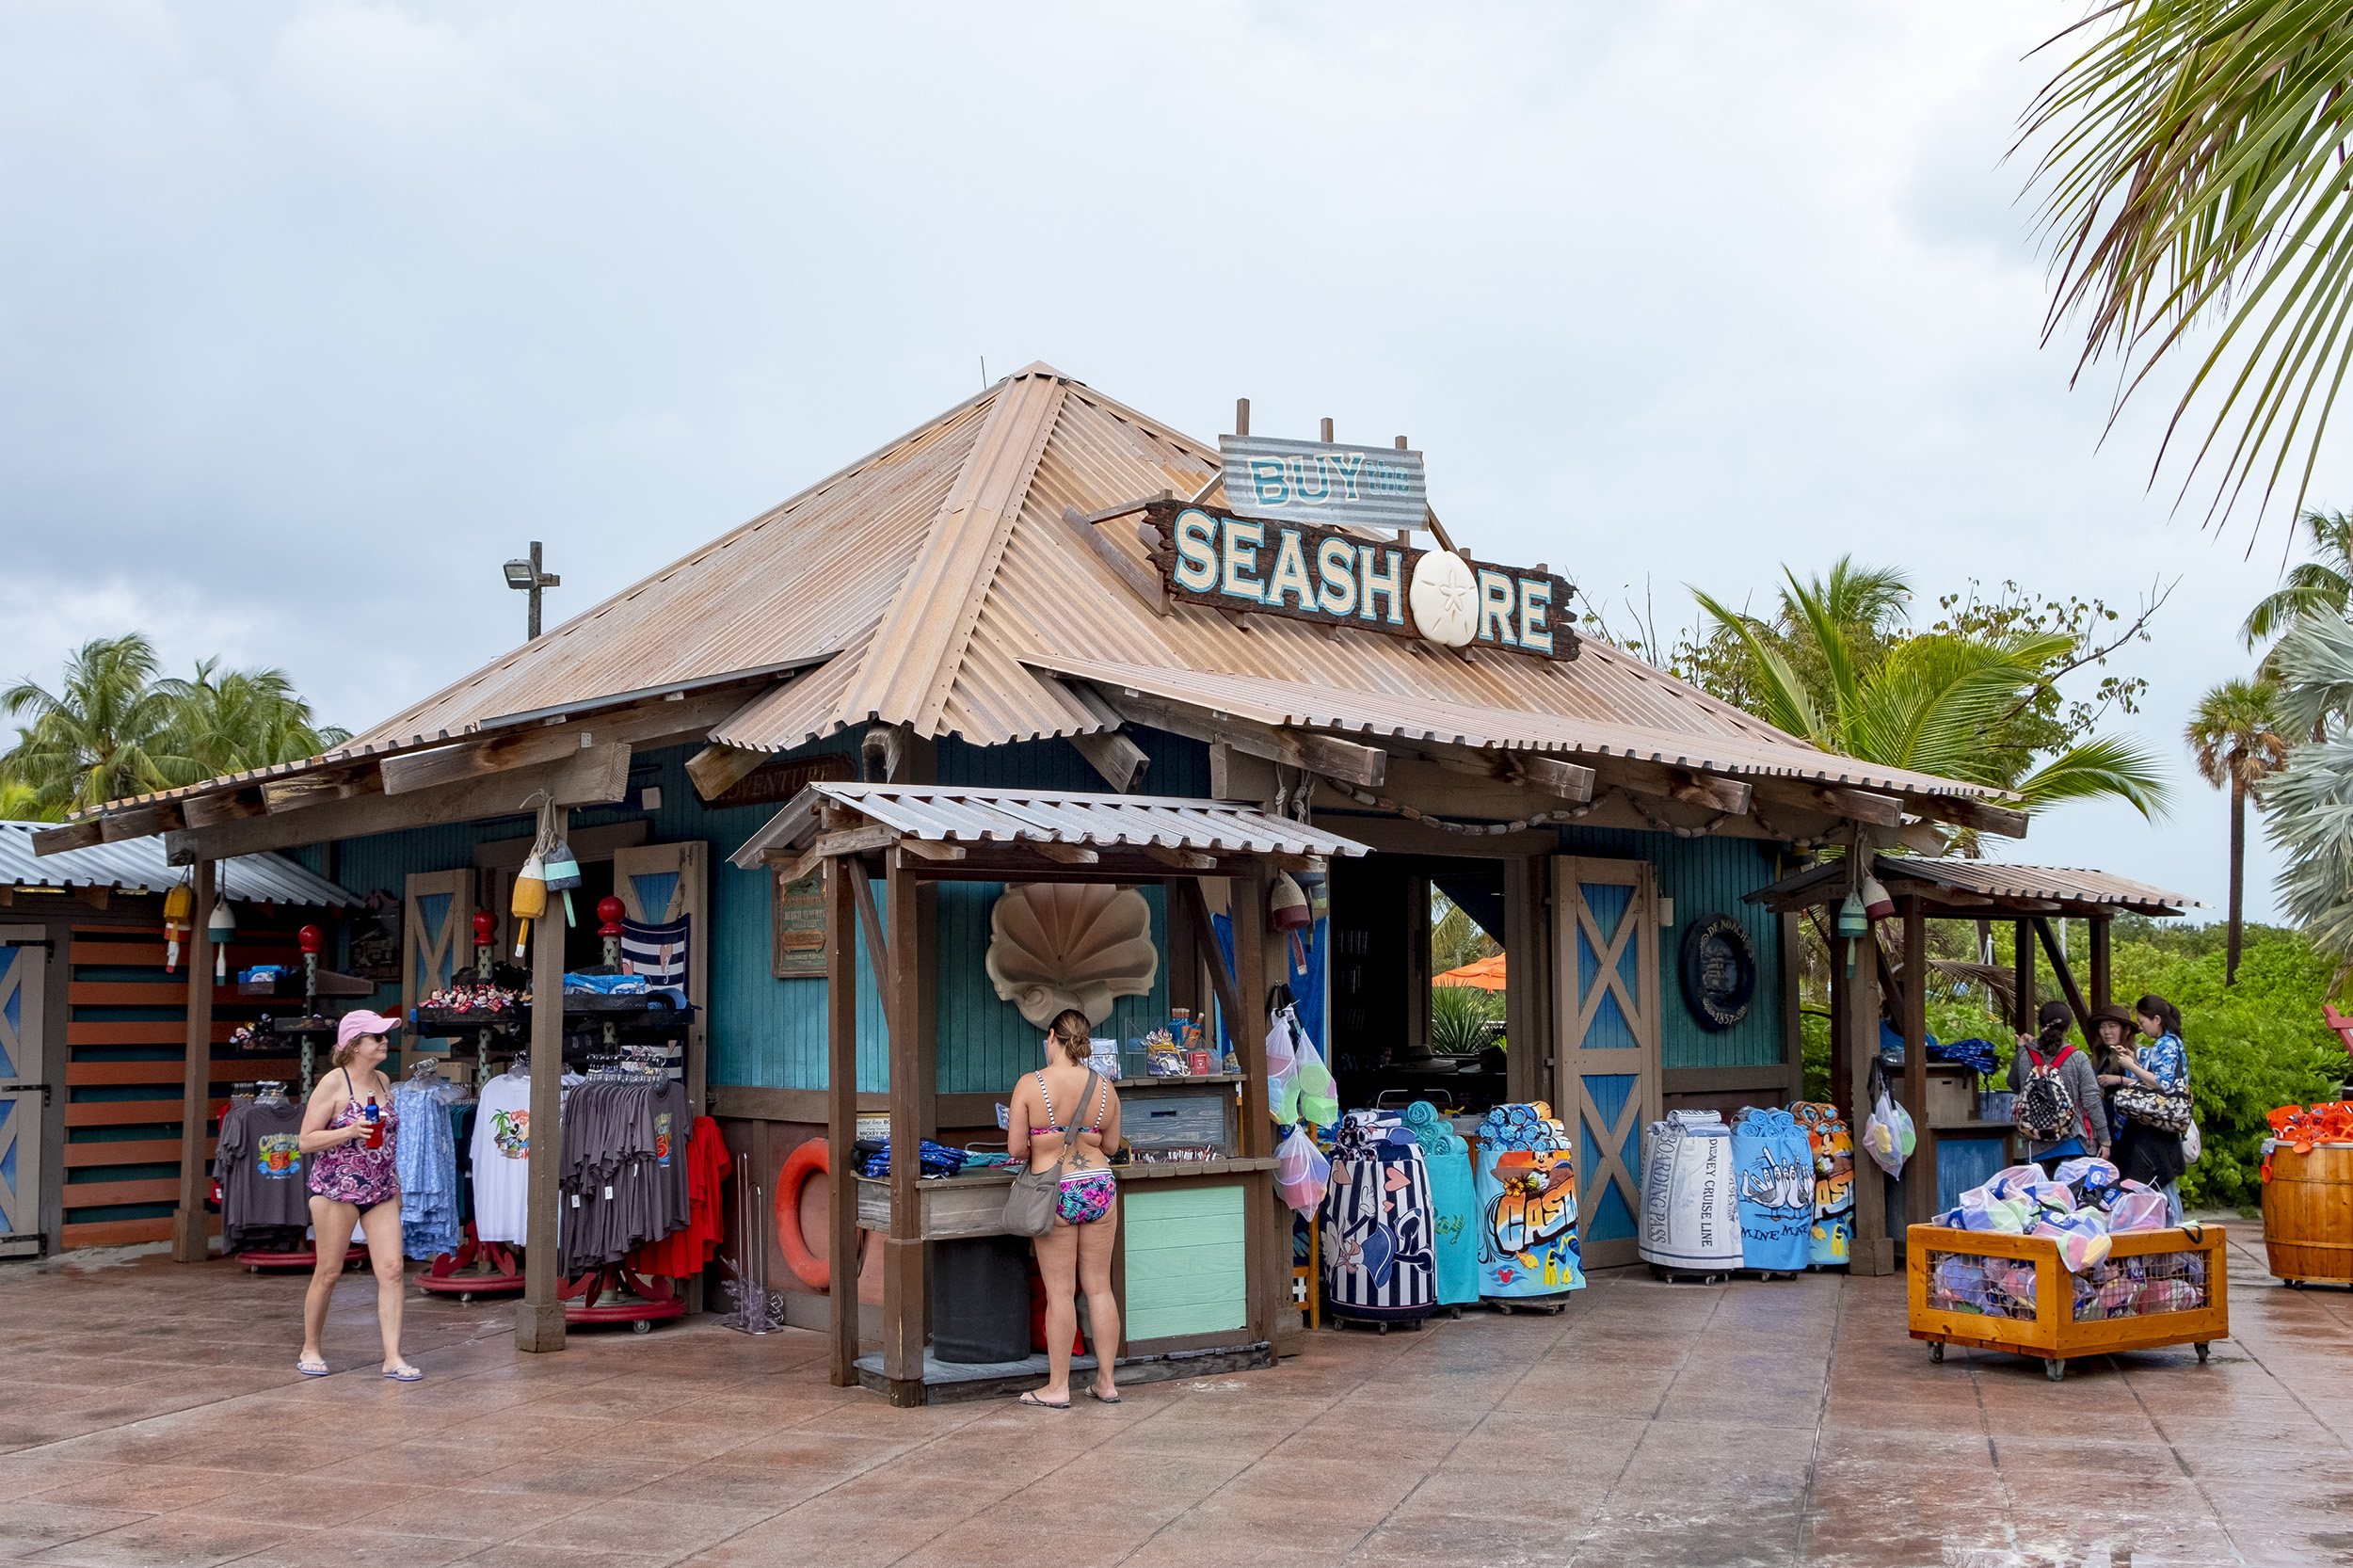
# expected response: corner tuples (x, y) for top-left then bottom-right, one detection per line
(1552, 857), (1659, 1270)
(0, 928), (50, 1256)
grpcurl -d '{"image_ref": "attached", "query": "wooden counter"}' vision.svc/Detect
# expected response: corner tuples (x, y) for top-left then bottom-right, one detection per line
(853, 1158), (1277, 1240)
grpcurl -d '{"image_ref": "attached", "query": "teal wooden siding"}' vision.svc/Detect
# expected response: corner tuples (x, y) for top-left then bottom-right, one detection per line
(1555, 828), (1787, 1073)
(934, 882), (1170, 1094)
(1122, 1184), (1247, 1341)
(323, 726), (1208, 1096)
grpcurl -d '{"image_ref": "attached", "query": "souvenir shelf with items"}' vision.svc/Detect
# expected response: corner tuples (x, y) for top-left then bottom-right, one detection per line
(1908, 1160), (2230, 1380)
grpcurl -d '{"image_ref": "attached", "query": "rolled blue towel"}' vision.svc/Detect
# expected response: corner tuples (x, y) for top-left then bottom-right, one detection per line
(1403, 1100), (1437, 1128)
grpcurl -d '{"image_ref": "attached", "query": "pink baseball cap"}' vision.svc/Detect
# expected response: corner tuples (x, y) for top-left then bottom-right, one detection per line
(336, 1010), (404, 1048)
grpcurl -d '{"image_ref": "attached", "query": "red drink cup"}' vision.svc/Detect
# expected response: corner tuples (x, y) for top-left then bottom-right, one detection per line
(364, 1103), (384, 1149)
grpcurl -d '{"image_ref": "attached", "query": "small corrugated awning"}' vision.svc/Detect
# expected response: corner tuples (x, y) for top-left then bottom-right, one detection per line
(1747, 857), (2195, 918)
(732, 784), (1369, 880)
(0, 823), (360, 906)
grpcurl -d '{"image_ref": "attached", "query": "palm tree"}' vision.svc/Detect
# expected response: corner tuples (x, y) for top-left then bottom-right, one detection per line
(0, 779), (60, 822)
(0, 634), (179, 816)
(2186, 677), (2291, 984)
(1694, 570), (2171, 824)
(156, 658), (348, 781)
(2265, 616), (2353, 983)
(2027, 3), (2353, 530)
(2243, 509), (2353, 654)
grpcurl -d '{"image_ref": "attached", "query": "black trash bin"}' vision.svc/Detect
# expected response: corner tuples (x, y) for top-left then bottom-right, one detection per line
(929, 1235), (1033, 1364)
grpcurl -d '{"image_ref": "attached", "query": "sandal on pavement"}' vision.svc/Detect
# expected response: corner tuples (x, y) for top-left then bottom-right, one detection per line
(382, 1364), (424, 1383)
(1086, 1387), (1121, 1404)
(296, 1356), (329, 1377)
(1017, 1391), (1069, 1410)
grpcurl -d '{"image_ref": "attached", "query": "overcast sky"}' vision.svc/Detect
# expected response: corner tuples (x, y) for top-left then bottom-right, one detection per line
(1, 2), (2326, 921)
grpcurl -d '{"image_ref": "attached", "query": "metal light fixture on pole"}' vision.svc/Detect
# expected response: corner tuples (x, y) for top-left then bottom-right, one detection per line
(502, 541), (562, 640)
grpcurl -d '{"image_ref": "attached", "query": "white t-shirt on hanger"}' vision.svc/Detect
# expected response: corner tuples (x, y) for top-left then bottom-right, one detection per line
(472, 1071), (537, 1245)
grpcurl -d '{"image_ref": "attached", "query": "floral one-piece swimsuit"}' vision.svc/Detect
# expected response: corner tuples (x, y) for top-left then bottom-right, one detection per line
(1034, 1073), (1114, 1225)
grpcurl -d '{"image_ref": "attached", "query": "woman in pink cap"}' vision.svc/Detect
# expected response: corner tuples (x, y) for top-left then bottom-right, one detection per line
(295, 1010), (420, 1380)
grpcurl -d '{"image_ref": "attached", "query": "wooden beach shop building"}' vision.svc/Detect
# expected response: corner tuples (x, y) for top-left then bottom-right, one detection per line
(28, 362), (2102, 1400)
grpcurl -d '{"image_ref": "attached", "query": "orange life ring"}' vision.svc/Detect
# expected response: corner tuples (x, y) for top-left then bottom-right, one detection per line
(775, 1139), (834, 1291)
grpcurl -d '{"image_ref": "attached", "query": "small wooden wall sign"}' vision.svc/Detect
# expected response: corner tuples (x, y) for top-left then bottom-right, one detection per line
(772, 871), (827, 979)
(713, 752), (855, 810)
(1141, 501), (1577, 661)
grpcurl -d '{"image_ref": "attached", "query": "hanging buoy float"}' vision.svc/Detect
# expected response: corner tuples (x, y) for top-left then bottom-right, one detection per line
(775, 1139), (837, 1291)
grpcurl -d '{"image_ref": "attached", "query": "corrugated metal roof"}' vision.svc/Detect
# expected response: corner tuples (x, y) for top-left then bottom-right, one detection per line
(1, 824), (360, 905)
(728, 784), (1371, 869)
(1749, 857), (2196, 914)
(1890, 861), (2197, 910)
(59, 360), (2010, 837)
(1024, 655), (2013, 802)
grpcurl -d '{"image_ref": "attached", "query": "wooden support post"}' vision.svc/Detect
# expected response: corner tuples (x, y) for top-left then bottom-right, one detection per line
(2013, 920), (2034, 1036)
(170, 858), (216, 1263)
(1165, 878), (1199, 1019)
(2030, 918), (2092, 1035)
(1404, 874), (1430, 1056)
(1779, 910), (1803, 1102)
(825, 856), (859, 1388)
(1503, 856), (1543, 1107)
(2090, 917), (2112, 1015)
(1828, 919), (1850, 1129)
(1230, 862), (1284, 1353)
(1844, 952), (1894, 1275)
(1902, 897), (1934, 1228)
(517, 814), (569, 1352)
(882, 849), (926, 1406)
(1178, 879), (1247, 1031)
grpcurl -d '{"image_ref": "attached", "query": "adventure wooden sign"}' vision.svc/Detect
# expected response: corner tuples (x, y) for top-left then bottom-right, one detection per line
(1141, 501), (1577, 661)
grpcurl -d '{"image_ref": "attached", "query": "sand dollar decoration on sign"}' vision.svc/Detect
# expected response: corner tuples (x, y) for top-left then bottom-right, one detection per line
(984, 883), (1160, 1026)
(1408, 550), (1479, 648)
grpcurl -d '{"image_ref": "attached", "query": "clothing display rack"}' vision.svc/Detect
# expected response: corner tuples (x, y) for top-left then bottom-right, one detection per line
(216, 1081), (367, 1273)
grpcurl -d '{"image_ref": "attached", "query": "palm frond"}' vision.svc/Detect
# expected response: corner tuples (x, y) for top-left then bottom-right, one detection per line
(2017, 735), (2174, 820)
(1691, 587), (1828, 744)
(2028, 0), (2353, 531)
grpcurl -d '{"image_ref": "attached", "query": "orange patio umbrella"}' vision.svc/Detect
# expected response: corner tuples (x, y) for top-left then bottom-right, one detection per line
(1433, 952), (1507, 991)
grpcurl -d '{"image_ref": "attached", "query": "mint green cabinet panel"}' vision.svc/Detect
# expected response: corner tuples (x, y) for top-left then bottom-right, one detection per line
(1122, 1184), (1246, 1341)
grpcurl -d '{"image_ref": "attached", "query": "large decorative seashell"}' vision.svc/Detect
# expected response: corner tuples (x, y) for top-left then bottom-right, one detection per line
(984, 883), (1159, 1026)
(1408, 550), (1479, 647)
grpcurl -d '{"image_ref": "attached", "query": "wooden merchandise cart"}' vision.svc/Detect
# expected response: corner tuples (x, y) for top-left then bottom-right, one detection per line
(1907, 1223), (2230, 1381)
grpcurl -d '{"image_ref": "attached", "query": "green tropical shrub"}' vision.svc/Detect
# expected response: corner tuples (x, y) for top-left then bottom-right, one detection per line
(1429, 984), (1499, 1054)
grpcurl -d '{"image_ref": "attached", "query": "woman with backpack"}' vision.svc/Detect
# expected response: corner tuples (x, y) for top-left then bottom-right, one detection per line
(2009, 1000), (2109, 1175)
(2102, 993), (2189, 1222)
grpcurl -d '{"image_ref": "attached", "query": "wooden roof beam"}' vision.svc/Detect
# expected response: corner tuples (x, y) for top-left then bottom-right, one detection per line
(180, 788), (268, 830)
(1090, 686), (1386, 789)
(384, 688), (748, 798)
(1907, 792), (2029, 840)
(1590, 759), (1751, 816)
(97, 801), (185, 842)
(164, 744), (632, 864)
(1747, 777), (1900, 829)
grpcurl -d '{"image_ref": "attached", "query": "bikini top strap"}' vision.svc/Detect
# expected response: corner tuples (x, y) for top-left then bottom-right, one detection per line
(1033, 1071), (1055, 1130)
(1088, 1076), (1110, 1129)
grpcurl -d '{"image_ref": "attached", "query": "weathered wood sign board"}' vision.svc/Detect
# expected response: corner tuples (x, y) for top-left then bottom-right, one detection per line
(1141, 501), (1577, 661)
(772, 871), (827, 979)
(712, 752), (855, 810)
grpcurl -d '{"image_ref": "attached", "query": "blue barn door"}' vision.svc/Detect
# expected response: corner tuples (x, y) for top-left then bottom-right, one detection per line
(1552, 857), (1659, 1270)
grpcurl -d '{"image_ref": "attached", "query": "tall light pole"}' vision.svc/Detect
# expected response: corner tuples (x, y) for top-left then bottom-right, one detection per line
(503, 542), (561, 640)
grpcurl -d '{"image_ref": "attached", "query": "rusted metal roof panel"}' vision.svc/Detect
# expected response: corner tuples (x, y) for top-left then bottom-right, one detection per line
(1025, 654), (2012, 802)
(1894, 861), (2197, 909)
(346, 389), (996, 752)
(728, 784), (1371, 868)
(2, 823), (360, 905)
(1749, 857), (2195, 913)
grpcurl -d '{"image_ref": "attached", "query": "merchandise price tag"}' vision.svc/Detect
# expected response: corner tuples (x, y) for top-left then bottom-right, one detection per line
(603, 1185), (614, 1199)
(570, 1193), (581, 1208)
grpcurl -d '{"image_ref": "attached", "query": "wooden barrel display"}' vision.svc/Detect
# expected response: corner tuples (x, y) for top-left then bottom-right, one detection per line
(2265, 1144), (2353, 1285)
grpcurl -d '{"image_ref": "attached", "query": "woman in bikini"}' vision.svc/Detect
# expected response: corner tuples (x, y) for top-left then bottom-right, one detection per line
(1007, 1008), (1123, 1409)
(295, 1010), (421, 1382)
